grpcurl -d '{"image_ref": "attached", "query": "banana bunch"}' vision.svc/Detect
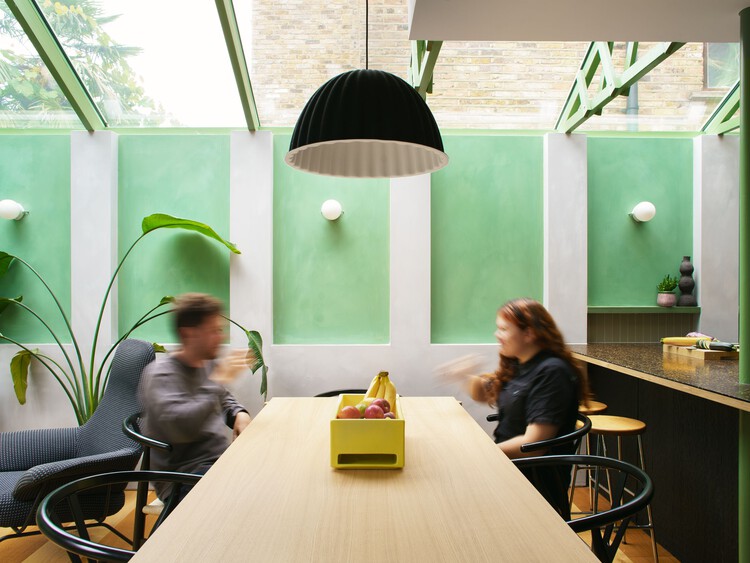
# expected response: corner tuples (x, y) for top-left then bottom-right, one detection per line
(661, 336), (712, 347)
(364, 371), (399, 418)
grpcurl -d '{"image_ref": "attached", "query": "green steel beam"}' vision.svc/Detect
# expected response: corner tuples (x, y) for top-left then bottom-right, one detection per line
(409, 40), (442, 100)
(5, 0), (105, 131)
(702, 80), (740, 135)
(740, 8), (750, 562)
(215, 0), (260, 131)
(555, 41), (684, 133)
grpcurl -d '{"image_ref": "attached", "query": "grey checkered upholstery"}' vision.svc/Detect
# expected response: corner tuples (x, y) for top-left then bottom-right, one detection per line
(0, 339), (154, 530)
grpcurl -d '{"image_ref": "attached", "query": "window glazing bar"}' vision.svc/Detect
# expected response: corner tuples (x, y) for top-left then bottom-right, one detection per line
(215, 0), (260, 131)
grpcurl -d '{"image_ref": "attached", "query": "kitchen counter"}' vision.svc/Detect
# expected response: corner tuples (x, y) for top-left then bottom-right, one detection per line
(569, 343), (750, 412)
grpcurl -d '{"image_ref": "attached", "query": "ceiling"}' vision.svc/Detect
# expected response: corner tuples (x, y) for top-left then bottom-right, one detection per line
(408, 0), (750, 42)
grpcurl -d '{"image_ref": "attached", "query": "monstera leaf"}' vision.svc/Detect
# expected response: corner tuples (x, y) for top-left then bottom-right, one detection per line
(141, 214), (240, 254)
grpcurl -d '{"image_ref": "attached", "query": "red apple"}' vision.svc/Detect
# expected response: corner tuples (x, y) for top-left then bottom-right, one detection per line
(364, 405), (385, 419)
(371, 398), (390, 414)
(337, 406), (361, 419)
(383, 412), (395, 419)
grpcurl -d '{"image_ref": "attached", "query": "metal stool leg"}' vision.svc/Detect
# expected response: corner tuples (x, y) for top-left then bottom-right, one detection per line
(637, 435), (658, 562)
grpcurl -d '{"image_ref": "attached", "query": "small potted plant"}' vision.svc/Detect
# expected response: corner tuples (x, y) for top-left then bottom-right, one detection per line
(656, 274), (679, 307)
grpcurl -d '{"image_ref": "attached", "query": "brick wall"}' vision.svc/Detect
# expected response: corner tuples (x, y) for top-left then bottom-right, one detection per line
(249, 1), (729, 131)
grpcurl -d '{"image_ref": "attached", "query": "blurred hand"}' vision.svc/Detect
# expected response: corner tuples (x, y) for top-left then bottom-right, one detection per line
(233, 411), (252, 440)
(435, 354), (485, 383)
(210, 349), (248, 385)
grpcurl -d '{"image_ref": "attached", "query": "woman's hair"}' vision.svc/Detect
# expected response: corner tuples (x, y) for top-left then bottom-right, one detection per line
(487, 297), (590, 406)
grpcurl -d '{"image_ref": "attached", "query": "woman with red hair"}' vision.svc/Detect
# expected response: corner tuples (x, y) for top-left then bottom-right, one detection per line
(469, 297), (589, 515)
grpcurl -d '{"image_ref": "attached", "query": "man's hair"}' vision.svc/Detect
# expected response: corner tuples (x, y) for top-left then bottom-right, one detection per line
(173, 293), (224, 333)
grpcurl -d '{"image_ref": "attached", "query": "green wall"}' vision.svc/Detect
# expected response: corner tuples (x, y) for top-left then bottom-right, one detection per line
(588, 137), (693, 306)
(0, 135), (71, 343)
(272, 134), (390, 344)
(117, 135), (231, 342)
(431, 135), (544, 343)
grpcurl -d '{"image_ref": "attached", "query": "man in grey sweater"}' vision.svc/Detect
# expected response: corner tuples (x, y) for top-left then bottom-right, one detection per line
(139, 293), (252, 499)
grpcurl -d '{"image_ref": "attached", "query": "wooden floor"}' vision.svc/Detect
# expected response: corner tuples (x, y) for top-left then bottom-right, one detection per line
(0, 489), (678, 562)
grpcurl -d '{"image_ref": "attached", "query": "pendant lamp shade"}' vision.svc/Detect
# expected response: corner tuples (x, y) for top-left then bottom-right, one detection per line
(286, 69), (448, 178)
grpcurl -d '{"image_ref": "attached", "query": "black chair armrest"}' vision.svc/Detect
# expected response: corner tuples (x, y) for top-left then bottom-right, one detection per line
(0, 427), (78, 472)
(12, 447), (141, 501)
(122, 413), (171, 452)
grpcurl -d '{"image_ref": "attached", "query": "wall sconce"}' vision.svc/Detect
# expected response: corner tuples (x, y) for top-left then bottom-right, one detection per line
(321, 199), (343, 221)
(0, 199), (27, 220)
(629, 201), (656, 223)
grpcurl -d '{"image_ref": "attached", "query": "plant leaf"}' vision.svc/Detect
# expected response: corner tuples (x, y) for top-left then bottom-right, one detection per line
(244, 330), (268, 399)
(0, 251), (16, 279)
(260, 365), (268, 399)
(159, 295), (175, 305)
(152, 342), (168, 353)
(141, 214), (240, 254)
(0, 295), (22, 316)
(10, 349), (34, 405)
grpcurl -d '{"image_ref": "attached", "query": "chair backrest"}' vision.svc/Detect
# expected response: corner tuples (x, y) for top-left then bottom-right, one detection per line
(314, 389), (367, 397)
(485, 412), (592, 453)
(520, 412), (592, 453)
(122, 412), (172, 471)
(78, 339), (155, 457)
(513, 454), (654, 563)
(36, 470), (201, 562)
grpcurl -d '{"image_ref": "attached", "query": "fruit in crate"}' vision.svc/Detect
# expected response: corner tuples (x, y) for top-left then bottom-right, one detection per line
(364, 371), (399, 418)
(372, 398), (390, 413)
(337, 406), (361, 419)
(364, 404), (385, 419)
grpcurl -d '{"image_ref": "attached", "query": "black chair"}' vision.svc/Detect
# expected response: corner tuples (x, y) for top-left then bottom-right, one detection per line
(0, 339), (154, 544)
(314, 389), (367, 397)
(36, 470), (201, 563)
(486, 411), (592, 453)
(122, 413), (172, 549)
(513, 454), (654, 563)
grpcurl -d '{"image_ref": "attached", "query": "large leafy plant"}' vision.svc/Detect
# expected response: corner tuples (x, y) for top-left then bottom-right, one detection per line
(0, 213), (267, 424)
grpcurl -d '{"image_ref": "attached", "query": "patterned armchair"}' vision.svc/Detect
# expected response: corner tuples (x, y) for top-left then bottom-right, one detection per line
(0, 339), (154, 543)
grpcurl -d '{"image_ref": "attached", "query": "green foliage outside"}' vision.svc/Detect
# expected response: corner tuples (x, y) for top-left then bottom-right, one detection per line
(0, 0), (164, 127)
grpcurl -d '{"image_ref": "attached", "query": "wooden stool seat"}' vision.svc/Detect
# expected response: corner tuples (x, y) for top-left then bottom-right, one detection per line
(579, 400), (607, 415)
(589, 415), (646, 436)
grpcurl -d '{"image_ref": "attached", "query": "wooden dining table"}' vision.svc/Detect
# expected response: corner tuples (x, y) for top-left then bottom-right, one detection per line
(130, 397), (596, 562)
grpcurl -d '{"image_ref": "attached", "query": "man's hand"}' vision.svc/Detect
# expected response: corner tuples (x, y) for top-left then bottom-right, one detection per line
(233, 411), (252, 440)
(210, 349), (248, 385)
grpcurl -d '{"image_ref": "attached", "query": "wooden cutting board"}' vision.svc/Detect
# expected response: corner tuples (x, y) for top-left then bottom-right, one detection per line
(662, 343), (739, 360)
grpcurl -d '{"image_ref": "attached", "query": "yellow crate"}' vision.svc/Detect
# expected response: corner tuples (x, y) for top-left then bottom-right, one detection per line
(330, 394), (405, 469)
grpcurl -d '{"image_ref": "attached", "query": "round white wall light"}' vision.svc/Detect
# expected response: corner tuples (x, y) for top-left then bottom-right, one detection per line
(321, 199), (343, 221)
(0, 199), (27, 220)
(630, 201), (656, 223)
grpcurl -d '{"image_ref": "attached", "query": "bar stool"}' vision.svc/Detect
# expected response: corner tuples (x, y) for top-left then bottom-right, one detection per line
(569, 401), (608, 510)
(589, 414), (658, 562)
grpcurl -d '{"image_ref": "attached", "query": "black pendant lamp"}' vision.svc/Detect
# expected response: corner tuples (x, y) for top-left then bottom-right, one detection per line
(285, 3), (448, 178)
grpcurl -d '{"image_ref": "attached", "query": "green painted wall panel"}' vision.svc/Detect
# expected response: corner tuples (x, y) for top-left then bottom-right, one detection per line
(0, 136), (71, 343)
(273, 135), (389, 344)
(588, 137), (693, 306)
(431, 135), (544, 344)
(117, 135), (231, 343)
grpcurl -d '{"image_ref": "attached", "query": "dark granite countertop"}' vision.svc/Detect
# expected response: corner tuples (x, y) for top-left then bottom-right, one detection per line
(569, 343), (750, 411)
